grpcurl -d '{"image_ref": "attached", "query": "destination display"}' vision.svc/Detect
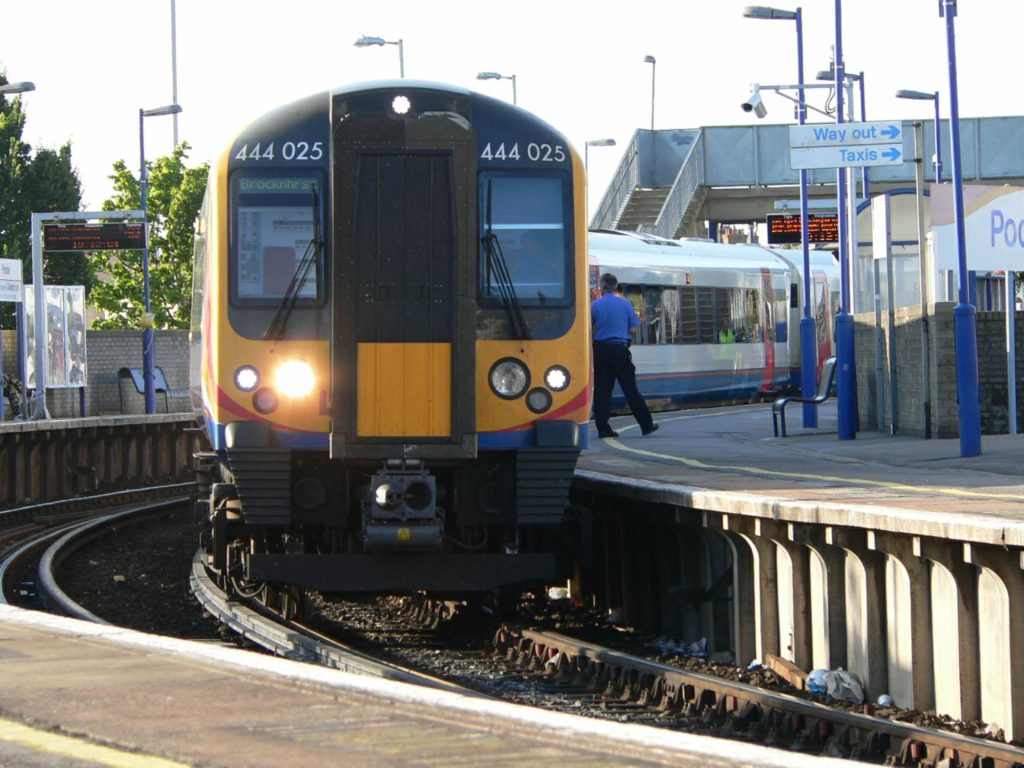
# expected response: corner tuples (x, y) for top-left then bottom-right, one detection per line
(766, 213), (839, 244)
(43, 223), (145, 252)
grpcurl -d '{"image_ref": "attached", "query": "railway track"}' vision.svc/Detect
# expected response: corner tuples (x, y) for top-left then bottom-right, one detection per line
(9, 494), (1023, 767)
(0, 486), (192, 611)
(189, 551), (483, 695)
(494, 626), (1024, 768)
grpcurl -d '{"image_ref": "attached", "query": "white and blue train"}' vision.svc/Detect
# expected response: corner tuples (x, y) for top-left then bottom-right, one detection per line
(588, 230), (841, 409)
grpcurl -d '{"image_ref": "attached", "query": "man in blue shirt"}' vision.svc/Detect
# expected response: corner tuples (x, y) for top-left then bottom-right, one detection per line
(591, 273), (658, 438)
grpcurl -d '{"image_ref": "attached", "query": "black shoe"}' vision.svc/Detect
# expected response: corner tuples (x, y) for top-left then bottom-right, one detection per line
(597, 429), (619, 438)
(641, 423), (660, 436)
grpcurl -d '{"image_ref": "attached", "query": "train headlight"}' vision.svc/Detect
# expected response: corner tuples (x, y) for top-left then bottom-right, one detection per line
(526, 387), (553, 414)
(234, 365), (260, 392)
(489, 358), (529, 399)
(274, 359), (315, 398)
(544, 365), (570, 392)
(392, 95), (411, 115)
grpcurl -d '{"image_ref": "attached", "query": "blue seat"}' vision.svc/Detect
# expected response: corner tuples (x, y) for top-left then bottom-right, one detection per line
(118, 366), (189, 413)
(772, 357), (837, 437)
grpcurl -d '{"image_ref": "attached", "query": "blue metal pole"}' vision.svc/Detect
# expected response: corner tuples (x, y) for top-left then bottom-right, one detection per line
(834, 0), (856, 440)
(858, 71), (870, 200)
(933, 92), (943, 183)
(942, 0), (980, 457)
(795, 8), (818, 428)
(139, 108), (155, 415)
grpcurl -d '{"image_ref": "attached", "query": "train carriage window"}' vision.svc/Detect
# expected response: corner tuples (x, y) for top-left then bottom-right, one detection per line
(619, 284), (645, 344)
(745, 288), (762, 342)
(659, 287), (680, 344)
(230, 174), (324, 303)
(479, 173), (571, 307)
(642, 286), (663, 344)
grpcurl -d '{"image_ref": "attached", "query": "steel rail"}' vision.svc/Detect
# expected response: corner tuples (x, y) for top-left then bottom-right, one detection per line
(190, 551), (486, 696)
(502, 627), (1024, 768)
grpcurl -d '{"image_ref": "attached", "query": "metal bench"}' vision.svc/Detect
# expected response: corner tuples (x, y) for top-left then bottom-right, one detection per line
(118, 366), (189, 413)
(772, 356), (837, 438)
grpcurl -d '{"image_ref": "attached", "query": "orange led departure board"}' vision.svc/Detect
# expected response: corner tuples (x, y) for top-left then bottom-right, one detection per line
(766, 213), (838, 245)
(43, 223), (145, 252)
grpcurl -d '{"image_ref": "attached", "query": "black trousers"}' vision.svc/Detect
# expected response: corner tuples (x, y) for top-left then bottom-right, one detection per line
(592, 343), (653, 433)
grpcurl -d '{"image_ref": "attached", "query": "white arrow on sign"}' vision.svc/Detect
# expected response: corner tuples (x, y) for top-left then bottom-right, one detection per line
(790, 144), (904, 170)
(789, 121), (903, 148)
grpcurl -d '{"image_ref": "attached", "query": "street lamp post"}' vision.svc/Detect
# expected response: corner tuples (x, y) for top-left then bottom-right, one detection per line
(354, 35), (405, 78)
(743, 5), (819, 429)
(476, 72), (517, 104)
(0, 81), (35, 422)
(643, 55), (656, 132)
(644, 55), (656, 186)
(139, 103), (182, 415)
(584, 138), (617, 225)
(896, 89), (942, 183)
(940, 0), (981, 457)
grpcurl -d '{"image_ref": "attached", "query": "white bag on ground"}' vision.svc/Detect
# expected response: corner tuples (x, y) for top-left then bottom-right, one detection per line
(825, 668), (864, 703)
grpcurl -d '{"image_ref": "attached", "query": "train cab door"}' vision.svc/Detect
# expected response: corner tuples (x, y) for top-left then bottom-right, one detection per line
(329, 99), (477, 461)
(812, 271), (832, 375)
(759, 269), (775, 392)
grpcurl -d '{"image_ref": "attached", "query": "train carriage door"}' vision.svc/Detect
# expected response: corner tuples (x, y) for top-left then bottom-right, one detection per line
(330, 101), (476, 461)
(813, 271), (832, 374)
(759, 269), (775, 392)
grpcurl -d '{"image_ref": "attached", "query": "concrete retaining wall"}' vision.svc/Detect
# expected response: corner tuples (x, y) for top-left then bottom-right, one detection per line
(852, 304), (1023, 438)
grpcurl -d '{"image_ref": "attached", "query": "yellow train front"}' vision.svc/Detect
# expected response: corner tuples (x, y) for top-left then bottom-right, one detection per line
(191, 81), (590, 599)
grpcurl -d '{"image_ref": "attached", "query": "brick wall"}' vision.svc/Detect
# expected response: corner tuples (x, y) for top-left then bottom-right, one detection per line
(1, 328), (191, 418)
(854, 303), (1024, 437)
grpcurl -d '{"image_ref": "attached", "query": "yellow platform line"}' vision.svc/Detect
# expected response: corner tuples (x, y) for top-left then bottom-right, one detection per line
(603, 414), (1023, 502)
(0, 718), (191, 768)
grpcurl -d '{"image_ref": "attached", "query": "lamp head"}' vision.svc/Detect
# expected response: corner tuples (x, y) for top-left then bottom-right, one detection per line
(477, 72), (502, 81)
(354, 35), (386, 47)
(644, 55), (656, 64)
(142, 103), (182, 118)
(0, 81), (35, 95)
(586, 138), (617, 148)
(742, 6), (797, 20)
(896, 89), (936, 101)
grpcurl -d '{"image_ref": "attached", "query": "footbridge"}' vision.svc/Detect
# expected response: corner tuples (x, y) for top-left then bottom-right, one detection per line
(591, 117), (1024, 238)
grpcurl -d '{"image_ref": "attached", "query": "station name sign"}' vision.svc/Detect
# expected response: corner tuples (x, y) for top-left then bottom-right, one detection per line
(43, 223), (145, 252)
(766, 213), (839, 244)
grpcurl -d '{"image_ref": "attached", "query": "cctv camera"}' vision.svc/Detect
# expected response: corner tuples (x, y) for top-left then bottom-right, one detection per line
(741, 89), (767, 119)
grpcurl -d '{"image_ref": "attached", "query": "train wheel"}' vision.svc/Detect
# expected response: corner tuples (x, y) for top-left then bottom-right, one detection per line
(262, 583), (305, 621)
(279, 585), (305, 621)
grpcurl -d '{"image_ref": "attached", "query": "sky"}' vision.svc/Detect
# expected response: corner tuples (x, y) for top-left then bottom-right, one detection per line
(1, 1), (1018, 213)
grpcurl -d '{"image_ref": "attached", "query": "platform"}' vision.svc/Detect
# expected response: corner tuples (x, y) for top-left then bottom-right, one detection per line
(578, 401), (1024, 546)
(0, 606), (864, 768)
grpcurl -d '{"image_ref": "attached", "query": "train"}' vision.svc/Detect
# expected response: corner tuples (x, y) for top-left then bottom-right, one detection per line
(190, 81), (591, 611)
(587, 230), (840, 409)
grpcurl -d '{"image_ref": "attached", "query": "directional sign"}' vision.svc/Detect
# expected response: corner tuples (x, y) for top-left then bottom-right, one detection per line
(788, 120), (904, 170)
(789, 121), (903, 148)
(790, 144), (904, 170)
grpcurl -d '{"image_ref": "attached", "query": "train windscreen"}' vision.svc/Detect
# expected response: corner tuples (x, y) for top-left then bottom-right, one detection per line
(479, 173), (571, 307)
(231, 174), (324, 303)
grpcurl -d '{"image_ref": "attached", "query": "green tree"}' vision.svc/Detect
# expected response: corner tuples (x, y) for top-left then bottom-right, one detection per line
(89, 144), (207, 330)
(0, 73), (86, 329)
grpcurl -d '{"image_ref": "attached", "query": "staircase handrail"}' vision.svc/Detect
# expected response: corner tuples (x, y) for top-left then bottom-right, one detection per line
(645, 129), (705, 239)
(590, 131), (641, 230)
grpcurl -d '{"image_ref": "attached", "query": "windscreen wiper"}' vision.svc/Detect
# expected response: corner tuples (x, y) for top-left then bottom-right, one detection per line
(482, 181), (530, 340)
(264, 187), (324, 341)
